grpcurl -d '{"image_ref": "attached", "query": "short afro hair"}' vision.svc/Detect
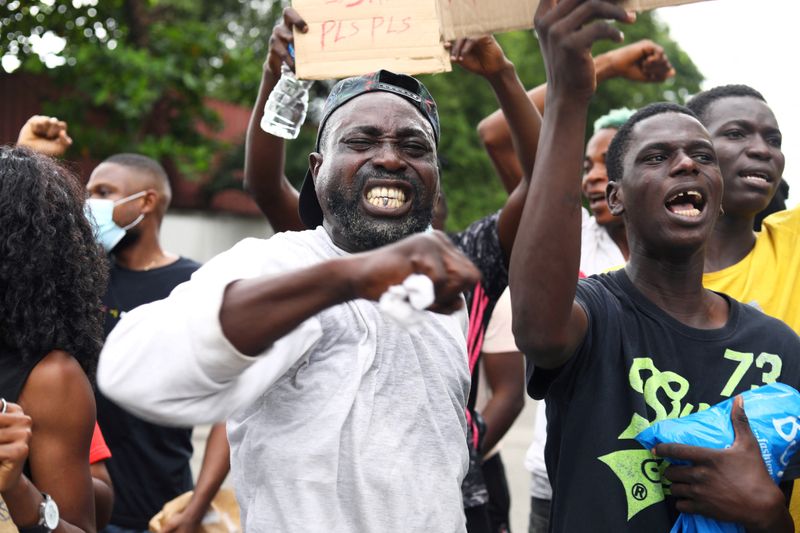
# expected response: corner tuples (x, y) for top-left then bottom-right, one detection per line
(103, 153), (170, 192)
(606, 102), (699, 182)
(103, 153), (172, 210)
(686, 85), (766, 124)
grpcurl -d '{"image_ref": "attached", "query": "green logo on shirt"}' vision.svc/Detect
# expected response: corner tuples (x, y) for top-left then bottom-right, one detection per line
(599, 351), (783, 521)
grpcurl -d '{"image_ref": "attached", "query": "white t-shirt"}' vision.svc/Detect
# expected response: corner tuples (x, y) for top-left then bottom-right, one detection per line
(525, 210), (625, 500)
(580, 209), (626, 275)
(98, 227), (471, 532)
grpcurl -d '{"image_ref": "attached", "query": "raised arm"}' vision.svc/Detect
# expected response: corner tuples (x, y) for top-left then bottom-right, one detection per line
(509, 0), (633, 369)
(98, 232), (479, 425)
(243, 8), (308, 232)
(16, 115), (73, 158)
(479, 39), (674, 192)
(450, 36), (543, 261)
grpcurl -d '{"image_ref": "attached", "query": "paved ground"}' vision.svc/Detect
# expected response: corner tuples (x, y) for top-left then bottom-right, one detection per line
(191, 397), (540, 532)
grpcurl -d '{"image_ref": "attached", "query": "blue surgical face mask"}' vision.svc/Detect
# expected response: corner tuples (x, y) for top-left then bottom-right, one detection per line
(85, 191), (147, 252)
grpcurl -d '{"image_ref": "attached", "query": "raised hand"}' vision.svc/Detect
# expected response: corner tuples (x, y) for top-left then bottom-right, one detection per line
(656, 396), (793, 533)
(534, 0), (635, 101)
(449, 36), (512, 79)
(0, 402), (32, 493)
(16, 115), (73, 157)
(353, 231), (481, 314)
(604, 39), (676, 83)
(266, 7), (308, 77)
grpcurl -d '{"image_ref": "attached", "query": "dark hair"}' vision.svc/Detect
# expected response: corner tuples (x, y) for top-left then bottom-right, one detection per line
(103, 153), (169, 188)
(0, 147), (108, 376)
(686, 85), (766, 124)
(606, 103), (699, 182)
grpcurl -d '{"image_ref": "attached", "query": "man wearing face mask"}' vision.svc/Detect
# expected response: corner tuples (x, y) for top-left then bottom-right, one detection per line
(85, 154), (230, 533)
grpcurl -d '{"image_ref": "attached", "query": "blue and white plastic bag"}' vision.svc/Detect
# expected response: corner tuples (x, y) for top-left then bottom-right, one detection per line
(636, 383), (800, 533)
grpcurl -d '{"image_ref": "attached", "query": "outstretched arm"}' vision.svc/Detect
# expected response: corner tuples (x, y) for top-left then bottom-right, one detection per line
(243, 7), (308, 232)
(220, 232), (478, 355)
(98, 232), (480, 425)
(509, 0), (633, 369)
(450, 36), (543, 261)
(479, 39), (674, 193)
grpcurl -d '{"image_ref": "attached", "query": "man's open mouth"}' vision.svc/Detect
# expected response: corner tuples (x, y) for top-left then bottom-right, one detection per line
(366, 186), (406, 209)
(738, 170), (772, 188)
(587, 192), (606, 207)
(664, 189), (706, 218)
(362, 182), (413, 214)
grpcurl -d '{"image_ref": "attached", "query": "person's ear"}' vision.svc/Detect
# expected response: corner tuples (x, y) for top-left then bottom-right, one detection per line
(607, 181), (625, 216)
(140, 189), (159, 214)
(309, 152), (323, 180)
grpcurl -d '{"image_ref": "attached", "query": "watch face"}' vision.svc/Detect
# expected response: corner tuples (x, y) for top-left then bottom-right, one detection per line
(43, 497), (59, 529)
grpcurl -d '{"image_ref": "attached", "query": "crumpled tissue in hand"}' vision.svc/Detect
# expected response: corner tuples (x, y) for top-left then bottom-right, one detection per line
(378, 274), (435, 327)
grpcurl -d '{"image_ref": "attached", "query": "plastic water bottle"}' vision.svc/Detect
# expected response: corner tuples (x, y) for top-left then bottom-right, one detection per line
(260, 64), (313, 139)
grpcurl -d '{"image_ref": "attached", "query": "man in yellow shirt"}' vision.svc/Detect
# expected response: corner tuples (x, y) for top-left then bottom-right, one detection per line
(690, 84), (800, 519)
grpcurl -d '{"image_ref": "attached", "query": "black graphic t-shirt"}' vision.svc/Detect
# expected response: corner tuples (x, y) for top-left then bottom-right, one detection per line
(528, 269), (800, 533)
(97, 257), (200, 529)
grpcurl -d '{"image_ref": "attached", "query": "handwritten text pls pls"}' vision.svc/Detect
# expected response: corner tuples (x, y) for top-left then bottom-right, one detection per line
(320, 16), (412, 49)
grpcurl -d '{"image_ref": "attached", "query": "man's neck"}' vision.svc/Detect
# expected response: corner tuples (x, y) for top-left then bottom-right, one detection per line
(704, 212), (757, 273)
(113, 233), (175, 271)
(605, 222), (630, 260)
(626, 247), (728, 330)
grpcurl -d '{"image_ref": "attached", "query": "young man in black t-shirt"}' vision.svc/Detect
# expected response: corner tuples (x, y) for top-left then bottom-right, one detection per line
(86, 154), (230, 533)
(509, 1), (800, 532)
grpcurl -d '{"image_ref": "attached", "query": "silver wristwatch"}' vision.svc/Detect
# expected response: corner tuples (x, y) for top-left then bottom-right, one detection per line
(40, 493), (59, 531)
(18, 492), (59, 533)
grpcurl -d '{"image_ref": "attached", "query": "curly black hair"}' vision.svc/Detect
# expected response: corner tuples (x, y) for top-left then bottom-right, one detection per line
(0, 147), (108, 377)
(606, 102), (699, 182)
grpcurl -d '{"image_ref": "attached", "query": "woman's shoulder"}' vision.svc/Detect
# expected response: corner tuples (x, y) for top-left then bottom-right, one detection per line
(20, 350), (94, 426)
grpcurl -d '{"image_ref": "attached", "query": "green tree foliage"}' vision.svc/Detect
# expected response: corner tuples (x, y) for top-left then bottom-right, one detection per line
(1, 0), (278, 177)
(2, 3), (701, 227)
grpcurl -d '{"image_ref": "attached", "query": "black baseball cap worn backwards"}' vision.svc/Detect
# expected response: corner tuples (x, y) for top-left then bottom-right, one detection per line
(298, 69), (440, 229)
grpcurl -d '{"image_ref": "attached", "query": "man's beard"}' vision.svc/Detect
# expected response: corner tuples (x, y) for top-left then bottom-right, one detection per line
(325, 170), (434, 251)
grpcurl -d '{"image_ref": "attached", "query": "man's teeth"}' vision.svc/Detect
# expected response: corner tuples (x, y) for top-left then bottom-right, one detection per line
(743, 175), (767, 184)
(366, 186), (406, 208)
(666, 190), (702, 203)
(672, 208), (702, 217)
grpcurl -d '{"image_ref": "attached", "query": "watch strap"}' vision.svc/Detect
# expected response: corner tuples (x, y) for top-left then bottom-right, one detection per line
(17, 525), (50, 533)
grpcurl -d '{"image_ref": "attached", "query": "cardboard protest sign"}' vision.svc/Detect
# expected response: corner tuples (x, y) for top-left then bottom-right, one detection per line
(438, 0), (536, 41)
(438, 0), (715, 40)
(293, 0), (714, 78)
(293, 0), (451, 80)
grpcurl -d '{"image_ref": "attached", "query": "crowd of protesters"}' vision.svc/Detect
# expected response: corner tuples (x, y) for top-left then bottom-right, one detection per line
(1, 1), (798, 532)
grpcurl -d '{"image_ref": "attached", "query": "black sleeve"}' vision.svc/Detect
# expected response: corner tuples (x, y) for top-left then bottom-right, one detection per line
(526, 275), (617, 400)
(449, 211), (508, 307)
